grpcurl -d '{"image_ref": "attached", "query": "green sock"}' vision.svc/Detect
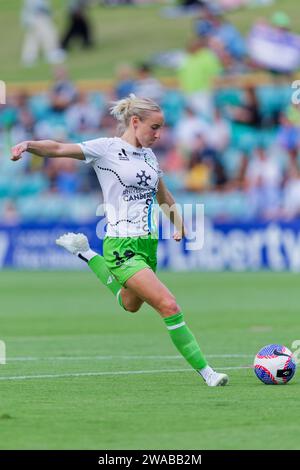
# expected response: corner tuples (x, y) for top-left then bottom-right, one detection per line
(88, 255), (125, 310)
(164, 312), (207, 370)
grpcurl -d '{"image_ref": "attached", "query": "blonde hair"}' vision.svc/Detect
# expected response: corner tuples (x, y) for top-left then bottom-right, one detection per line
(110, 94), (161, 134)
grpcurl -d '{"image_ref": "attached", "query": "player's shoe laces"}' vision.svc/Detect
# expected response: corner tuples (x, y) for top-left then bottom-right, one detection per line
(205, 371), (229, 387)
(56, 232), (90, 255)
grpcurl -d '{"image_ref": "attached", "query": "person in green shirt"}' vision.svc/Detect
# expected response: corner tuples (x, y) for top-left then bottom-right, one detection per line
(178, 38), (222, 118)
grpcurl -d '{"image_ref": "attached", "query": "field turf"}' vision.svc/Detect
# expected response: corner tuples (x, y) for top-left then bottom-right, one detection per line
(0, 271), (299, 450)
(0, 0), (298, 83)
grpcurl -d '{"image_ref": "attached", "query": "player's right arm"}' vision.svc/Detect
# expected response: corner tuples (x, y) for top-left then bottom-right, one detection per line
(11, 140), (84, 161)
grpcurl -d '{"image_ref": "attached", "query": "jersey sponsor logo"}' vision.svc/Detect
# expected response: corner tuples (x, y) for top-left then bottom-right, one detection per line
(118, 148), (129, 161)
(136, 170), (151, 187)
(122, 187), (153, 202)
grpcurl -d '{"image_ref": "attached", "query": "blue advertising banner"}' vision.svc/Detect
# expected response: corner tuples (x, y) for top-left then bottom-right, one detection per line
(1, 219), (300, 271)
(0, 222), (99, 270)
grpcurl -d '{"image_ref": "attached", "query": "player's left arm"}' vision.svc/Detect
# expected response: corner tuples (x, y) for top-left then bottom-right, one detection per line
(156, 178), (186, 242)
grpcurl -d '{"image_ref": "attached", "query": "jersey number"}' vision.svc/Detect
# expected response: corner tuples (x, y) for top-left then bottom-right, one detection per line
(112, 250), (135, 266)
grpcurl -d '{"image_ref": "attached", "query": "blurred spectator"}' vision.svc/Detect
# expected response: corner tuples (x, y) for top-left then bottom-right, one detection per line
(46, 158), (79, 194)
(226, 85), (262, 128)
(161, 144), (186, 174)
(61, 0), (93, 51)
(8, 91), (34, 134)
(233, 150), (249, 190)
(185, 134), (214, 192)
(180, 0), (206, 7)
(30, 67), (78, 140)
(50, 66), (78, 112)
(21, 0), (65, 67)
(277, 104), (300, 159)
(191, 134), (227, 190)
(283, 163), (300, 219)
(0, 92), (35, 149)
(248, 11), (300, 74)
(187, 134), (228, 191)
(177, 38), (222, 117)
(185, 160), (213, 192)
(97, 108), (116, 134)
(207, 107), (231, 152)
(173, 106), (211, 151)
(12, 106), (35, 147)
(245, 146), (282, 218)
(133, 63), (164, 103)
(65, 91), (103, 136)
(2, 200), (21, 225)
(194, 3), (247, 62)
(3, 79), (300, 223)
(160, 90), (186, 128)
(113, 63), (136, 100)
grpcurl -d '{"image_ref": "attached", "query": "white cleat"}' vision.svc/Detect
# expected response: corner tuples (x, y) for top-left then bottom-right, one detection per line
(56, 232), (90, 255)
(205, 371), (229, 387)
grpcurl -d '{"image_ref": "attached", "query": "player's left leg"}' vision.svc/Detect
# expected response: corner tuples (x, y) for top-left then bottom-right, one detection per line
(125, 268), (229, 387)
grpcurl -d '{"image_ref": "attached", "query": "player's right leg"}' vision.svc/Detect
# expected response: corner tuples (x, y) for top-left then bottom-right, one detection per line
(56, 232), (143, 312)
(119, 288), (144, 312)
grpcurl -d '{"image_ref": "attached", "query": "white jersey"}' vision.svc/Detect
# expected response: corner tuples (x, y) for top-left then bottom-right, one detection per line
(79, 137), (162, 237)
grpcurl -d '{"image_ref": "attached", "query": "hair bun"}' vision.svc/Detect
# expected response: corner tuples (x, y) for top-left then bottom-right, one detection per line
(109, 94), (161, 134)
(110, 95), (136, 121)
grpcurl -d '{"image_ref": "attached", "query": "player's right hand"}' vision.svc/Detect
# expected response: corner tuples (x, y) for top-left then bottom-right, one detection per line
(11, 141), (29, 161)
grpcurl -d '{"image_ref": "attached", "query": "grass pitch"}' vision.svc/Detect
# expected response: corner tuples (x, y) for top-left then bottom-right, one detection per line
(0, 0), (298, 83)
(0, 271), (299, 450)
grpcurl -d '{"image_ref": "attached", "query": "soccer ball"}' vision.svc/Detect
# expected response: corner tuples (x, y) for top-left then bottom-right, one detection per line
(254, 344), (297, 385)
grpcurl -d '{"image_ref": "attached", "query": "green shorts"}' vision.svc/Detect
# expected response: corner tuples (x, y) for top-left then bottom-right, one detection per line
(103, 235), (158, 286)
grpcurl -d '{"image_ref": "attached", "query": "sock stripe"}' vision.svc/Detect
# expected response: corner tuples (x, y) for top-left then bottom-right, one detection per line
(116, 289), (127, 311)
(166, 321), (186, 331)
(78, 253), (88, 263)
(116, 289), (122, 303)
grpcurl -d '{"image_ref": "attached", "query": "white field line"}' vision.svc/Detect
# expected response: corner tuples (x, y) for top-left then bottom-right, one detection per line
(0, 366), (252, 382)
(6, 354), (253, 362)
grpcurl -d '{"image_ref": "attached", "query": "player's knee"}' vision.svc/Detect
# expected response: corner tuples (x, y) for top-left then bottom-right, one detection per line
(157, 295), (180, 316)
(123, 298), (143, 313)
(125, 303), (141, 313)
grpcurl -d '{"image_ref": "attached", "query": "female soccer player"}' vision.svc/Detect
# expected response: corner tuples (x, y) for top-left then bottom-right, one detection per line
(11, 94), (228, 387)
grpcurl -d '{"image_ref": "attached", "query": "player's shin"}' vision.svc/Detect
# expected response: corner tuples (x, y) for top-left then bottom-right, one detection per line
(88, 255), (125, 310)
(164, 312), (208, 371)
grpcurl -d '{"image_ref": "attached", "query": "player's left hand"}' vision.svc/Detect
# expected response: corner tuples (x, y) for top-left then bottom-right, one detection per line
(173, 229), (186, 242)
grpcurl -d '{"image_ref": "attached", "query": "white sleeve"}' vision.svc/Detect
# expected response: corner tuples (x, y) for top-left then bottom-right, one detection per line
(78, 138), (109, 164)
